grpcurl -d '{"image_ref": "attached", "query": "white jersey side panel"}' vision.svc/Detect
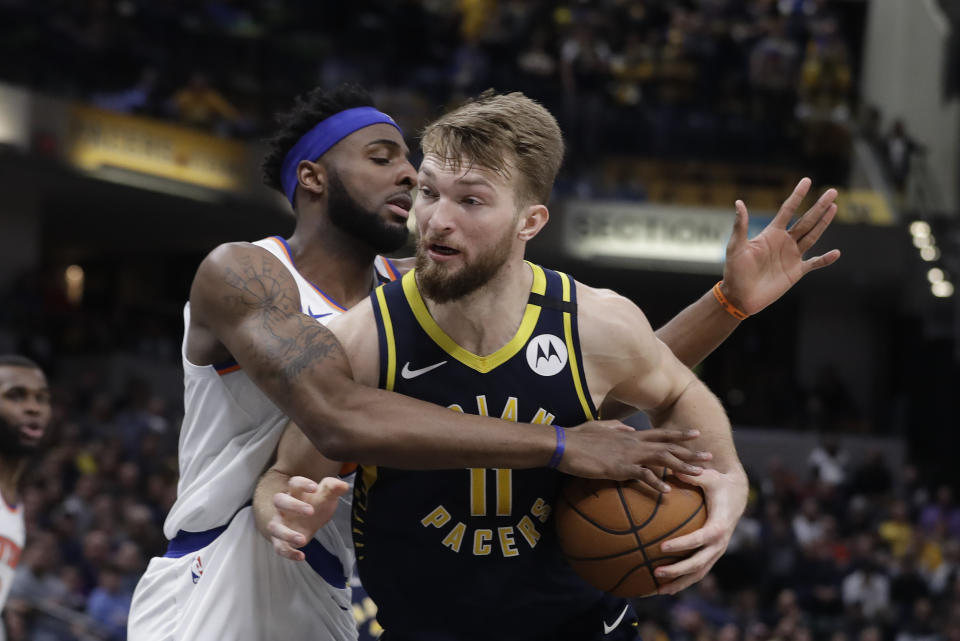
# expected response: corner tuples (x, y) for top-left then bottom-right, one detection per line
(0, 501), (25, 616)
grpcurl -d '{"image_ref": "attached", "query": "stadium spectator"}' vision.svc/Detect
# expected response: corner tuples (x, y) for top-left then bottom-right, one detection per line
(86, 564), (132, 641)
(169, 72), (241, 133)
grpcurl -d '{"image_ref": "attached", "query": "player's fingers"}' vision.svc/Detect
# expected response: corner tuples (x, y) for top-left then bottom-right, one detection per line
(789, 188), (837, 239)
(654, 545), (716, 581)
(315, 477), (350, 501)
(662, 442), (712, 463)
(634, 467), (672, 494)
(267, 518), (309, 548)
(795, 202), (838, 252)
(639, 428), (701, 442)
(287, 476), (319, 494)
(273, 492), (315, 516)
(595, 419), (635, 433)
(272, 538), (306, 562)
(661, 520), (725, 553)
(801, 249), (842, 275)
(654, 451), (706, 477)
(772, 177), (812, 228)
(656, 569), (708, 596)
(727, 200), (749, 249)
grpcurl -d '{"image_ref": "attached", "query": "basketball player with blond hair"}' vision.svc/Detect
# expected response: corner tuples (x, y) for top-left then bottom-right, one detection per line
(130, 84), (726, 641)
(0, 356), (51, 641)
(258, 91), (842, 640)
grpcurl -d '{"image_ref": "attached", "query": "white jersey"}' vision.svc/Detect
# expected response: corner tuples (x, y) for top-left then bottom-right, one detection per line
(0, 498), (25, 628)
(130, 236), (399, 641)
(163, 235), (398, 572)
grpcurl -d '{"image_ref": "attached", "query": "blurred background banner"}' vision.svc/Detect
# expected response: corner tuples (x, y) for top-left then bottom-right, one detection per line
(0, 1), (958, 640)
(562, 200), (770, 273)
(65, 105), (249, 193)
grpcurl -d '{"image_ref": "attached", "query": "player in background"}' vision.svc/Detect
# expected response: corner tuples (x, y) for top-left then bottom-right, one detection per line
(0, 356), (52, 641)
(128, 84), (712, 641)
(258, 91), (842, 640)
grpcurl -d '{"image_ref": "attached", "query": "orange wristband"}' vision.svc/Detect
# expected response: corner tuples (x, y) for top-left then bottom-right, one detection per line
(713, 281), (749, 320)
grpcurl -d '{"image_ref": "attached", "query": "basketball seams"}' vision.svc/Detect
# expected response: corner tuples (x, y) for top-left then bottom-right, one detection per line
(556, 474), (706, 597)
(615, 482), (660, 592)
(606, 562), (653, 595)
(558, 483), (667, 536)
(639, 500), (705, 549)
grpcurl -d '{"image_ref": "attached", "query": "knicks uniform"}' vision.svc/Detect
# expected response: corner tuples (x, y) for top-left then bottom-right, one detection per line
(128, 236), (399, 641)
(356, 264), (638, 641)
(0, 498), (25, 641)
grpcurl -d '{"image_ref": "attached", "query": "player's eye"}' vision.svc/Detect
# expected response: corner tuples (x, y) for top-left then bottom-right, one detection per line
(371, 157), (390, 165)
(462, 197), (482, 206)
(418, 186), (436, 198)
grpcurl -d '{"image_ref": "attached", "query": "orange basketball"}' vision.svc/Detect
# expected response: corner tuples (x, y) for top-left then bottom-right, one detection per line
(554, 471), (707, 597)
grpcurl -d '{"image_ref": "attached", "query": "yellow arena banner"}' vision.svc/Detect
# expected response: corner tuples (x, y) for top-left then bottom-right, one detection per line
(834, 189), (895, 225)
(66, 105), (246, 192)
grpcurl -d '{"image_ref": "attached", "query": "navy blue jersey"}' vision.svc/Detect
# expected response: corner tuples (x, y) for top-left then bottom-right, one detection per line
(354, 263), (636, 641)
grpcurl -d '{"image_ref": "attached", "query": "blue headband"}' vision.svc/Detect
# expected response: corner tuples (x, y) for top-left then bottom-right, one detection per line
(280, 106), (402, 205)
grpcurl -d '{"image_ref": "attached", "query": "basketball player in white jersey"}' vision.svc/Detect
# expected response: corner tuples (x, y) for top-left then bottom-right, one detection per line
(0, 356), (51, 641)
(128, 85), (719, 641)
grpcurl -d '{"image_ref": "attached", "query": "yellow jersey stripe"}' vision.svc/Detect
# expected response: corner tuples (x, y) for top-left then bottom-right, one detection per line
(559, 272), (595, 421)
(375, 287), (397, 391)
(400, 262), (547, 373)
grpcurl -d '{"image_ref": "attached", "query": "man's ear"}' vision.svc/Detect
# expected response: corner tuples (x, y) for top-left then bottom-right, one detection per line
(297, 160), (326, 199)
(517, 204), (549, 242)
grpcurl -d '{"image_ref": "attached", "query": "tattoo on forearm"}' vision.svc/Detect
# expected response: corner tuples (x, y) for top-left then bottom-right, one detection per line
(221, 254), (346, 389)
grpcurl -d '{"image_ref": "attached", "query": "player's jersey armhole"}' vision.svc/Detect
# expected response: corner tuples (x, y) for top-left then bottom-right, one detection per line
(371, 286), (397, 391)
(557, 271), (598, 421)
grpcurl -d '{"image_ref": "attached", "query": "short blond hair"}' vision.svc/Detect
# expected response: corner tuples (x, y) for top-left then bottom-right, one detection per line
(420, 90), (564, 206)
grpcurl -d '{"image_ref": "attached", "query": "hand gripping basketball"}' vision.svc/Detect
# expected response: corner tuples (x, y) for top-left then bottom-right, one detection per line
(649, 466), (748, 595)
(267, 476), (349, 562)
(555, 470), (707, 597)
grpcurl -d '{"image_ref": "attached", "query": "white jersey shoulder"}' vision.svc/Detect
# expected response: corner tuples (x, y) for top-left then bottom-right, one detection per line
(0, 500), (25, 615)
(162, 236), (398, 576)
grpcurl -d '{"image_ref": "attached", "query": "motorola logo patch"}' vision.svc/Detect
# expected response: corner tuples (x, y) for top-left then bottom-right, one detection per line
(525, 334), (568, 376)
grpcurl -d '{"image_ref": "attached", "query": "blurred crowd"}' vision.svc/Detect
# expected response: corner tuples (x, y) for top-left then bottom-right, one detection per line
(0, 0), (861, 183)
(4, 366), (179, 641)
(3, 352), (958, 640)
(637, 443), (960, 641)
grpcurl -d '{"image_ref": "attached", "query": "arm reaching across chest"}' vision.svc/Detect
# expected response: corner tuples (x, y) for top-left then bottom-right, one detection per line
(188, 242), (701, 479)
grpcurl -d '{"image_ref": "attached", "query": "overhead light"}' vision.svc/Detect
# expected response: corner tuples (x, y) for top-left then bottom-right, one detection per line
(932, 281), (954, 298)
(920, 246), (940, 261)
(927, 268), (945, 283)
(913, 235), (934, 248)
(65, 264), (84, 305)
(910, 221), (931, 237)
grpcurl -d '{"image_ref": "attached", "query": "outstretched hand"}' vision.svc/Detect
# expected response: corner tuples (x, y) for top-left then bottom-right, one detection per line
(266, 476), (349, 561)
(722, 177), (841, 315)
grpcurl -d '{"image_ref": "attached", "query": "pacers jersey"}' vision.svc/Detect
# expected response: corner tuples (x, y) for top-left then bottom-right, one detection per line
(356, 263), (620, 641)
(163, 235), (399, 575)
(0, 497), (24, 627)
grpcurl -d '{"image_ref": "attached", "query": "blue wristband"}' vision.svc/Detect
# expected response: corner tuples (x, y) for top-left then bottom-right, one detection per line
(547, 425), (566, 469)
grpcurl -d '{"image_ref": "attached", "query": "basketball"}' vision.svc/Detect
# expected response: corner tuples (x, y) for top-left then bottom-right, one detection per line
(555, 471), (707, 598)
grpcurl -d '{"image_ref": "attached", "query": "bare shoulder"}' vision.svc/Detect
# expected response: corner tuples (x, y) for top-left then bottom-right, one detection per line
(325, 298), (380, 388)
(575, 280), (655, 352)
(575, 280), (665, 407)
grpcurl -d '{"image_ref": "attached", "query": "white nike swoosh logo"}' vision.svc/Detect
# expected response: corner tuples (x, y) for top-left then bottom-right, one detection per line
(400, 360), (447, 379)
(603, 604), (630, 635)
